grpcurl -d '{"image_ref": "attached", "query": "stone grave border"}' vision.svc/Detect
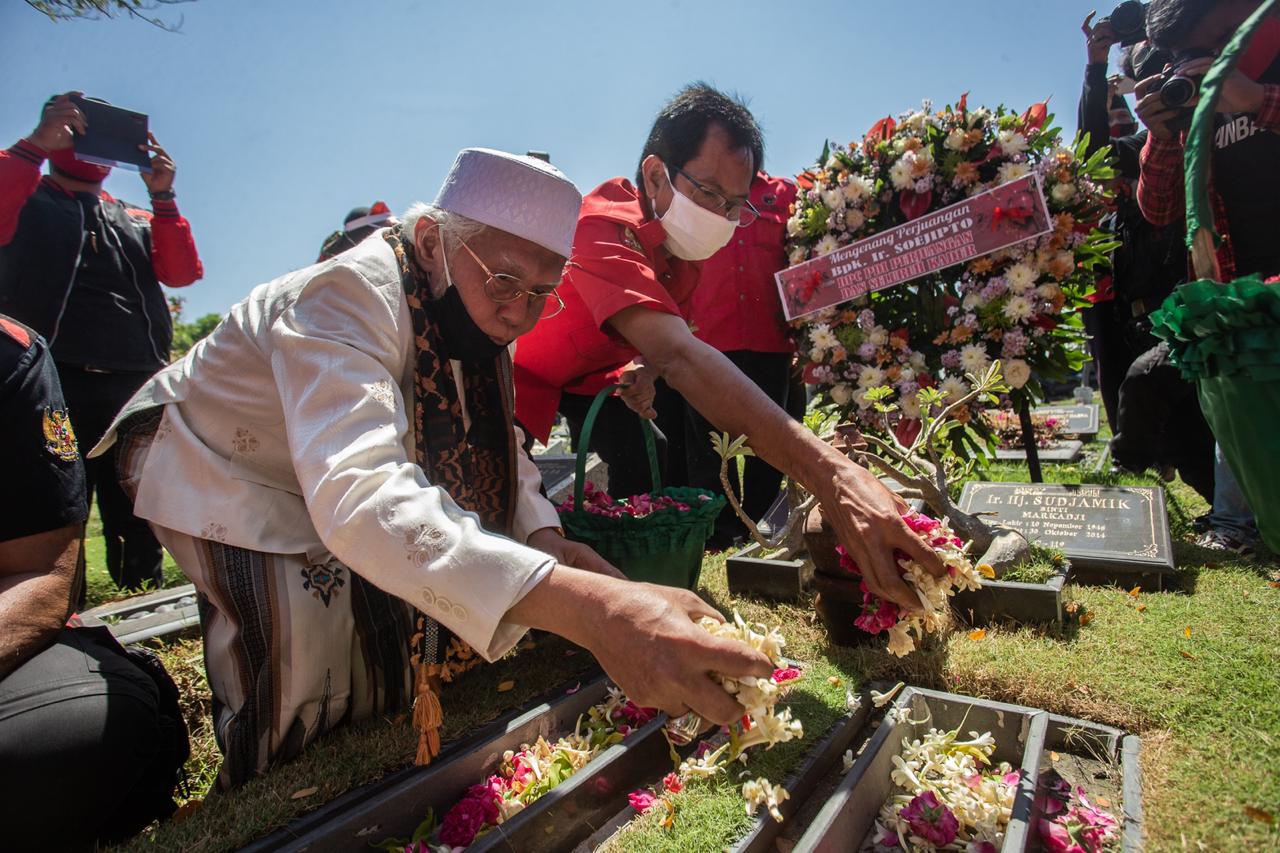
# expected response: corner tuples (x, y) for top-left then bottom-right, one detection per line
(952, 558), (1071, 626)
(83, 583), (200, 646)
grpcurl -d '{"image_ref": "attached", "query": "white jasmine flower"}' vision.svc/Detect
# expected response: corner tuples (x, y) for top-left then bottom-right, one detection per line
(872, 682), (905, 708)
(997, 129), (1028, 155)
(842, 748), (855, 771)
(846, 690), (863, 712)
(1002, 295), (1034, 323)
(1004, 358), (1032, 388)
(742, 778), (790, 823)
(959, 343), (990, 374)
(996, 161), (1030, 184)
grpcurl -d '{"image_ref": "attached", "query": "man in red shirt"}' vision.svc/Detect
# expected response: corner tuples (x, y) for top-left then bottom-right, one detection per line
(514, 84), (941, 610)
(683, 171), (797, 548)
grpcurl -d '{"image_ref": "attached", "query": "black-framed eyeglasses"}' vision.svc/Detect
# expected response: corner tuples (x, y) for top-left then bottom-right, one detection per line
(455, 237), (566, 320)
(669, 166), (760, 228)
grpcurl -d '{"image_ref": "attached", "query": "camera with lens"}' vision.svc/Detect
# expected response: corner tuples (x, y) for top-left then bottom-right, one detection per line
(1100, 0), (1148, 47)
(1158, 48), (1215, 128)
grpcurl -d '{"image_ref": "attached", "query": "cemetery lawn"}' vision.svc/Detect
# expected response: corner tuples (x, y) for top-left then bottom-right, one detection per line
(110, 456), (1279, 851)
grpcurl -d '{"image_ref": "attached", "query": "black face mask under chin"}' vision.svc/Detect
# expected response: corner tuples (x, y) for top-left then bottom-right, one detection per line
(435, 285), (506, 363)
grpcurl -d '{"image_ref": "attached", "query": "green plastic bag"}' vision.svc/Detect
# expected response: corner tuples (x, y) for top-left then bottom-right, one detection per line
(556, 385), (725, 589)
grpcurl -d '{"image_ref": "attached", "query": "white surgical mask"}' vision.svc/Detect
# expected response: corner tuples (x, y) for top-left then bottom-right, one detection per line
(653, 169), (737, 261)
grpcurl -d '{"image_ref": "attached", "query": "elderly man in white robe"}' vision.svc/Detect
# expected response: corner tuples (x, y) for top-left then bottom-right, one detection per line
(94, 149), (772, 788)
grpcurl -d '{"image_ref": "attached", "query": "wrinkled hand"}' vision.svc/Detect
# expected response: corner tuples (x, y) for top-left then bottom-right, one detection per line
(615, 358), (657, 419)
(526, 528), (626, 579)
(822, 459), (943, 612)
(140, 132), (176, 195)
(1081, 12), (1117, 64)
(29, 92), (85, 152)
(585, 580), (773, 725)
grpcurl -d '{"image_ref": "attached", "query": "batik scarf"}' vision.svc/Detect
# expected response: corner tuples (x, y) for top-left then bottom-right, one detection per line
(383, 225), (520, 764)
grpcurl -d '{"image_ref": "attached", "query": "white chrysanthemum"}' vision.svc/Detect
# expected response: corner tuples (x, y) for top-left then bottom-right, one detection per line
(900, 394), (922, 420)
(1004, 358), (1032, 388)
(889, 156), (916, 190)
(842, 174), (872, 203)
(786, 215), (804, 237)
(808, 347), (825, 362)
(959, 343), (990, 374)
(940, 376), (969, 401)
(1005, 263), (1038, 293)
(815, 234), (839, 256)
(908, 351), (927, 370)
(830, 383), (854, 405)
(1003, 295), (1034, 322)
(1036, 282), (1063, 301)
(857, 365), (886, 388)
(844, 208), (865, 231)
(944, 128), (968, 151)
(996, 161), (1030, 184)
(868, 327), (889, 347)
(898, 367), (916, 383)
(809, 323), (840, 350)
(997, 129), (1028, 155)
(962, 292), (986, 311)
(1051, 182), (1076, 203)
(789, 246), (808, 265)
(821, 187), (846, 211)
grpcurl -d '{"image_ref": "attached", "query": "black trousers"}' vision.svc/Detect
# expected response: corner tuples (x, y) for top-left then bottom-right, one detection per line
(680, 351), (793, 547)
(58, 366), (164, 590)
(1082, 301), (1159, 435)
(0, 627), (171, 850)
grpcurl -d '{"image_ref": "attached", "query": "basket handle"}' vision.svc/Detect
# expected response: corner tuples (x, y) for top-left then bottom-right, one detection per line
(1183, 0), (1279, 280)
(573, 384), (661, 511)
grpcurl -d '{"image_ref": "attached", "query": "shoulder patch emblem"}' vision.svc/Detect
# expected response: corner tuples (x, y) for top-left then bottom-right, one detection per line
(620, 226), (644, 253)
(0, 317), (32, 348)
(43, 407), (79, 462)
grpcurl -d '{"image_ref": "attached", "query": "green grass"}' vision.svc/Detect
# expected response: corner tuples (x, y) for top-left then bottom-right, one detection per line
(102, 401), (1280, 852)
(997, 544), (1064, 585)
(82, 504), (186, 609)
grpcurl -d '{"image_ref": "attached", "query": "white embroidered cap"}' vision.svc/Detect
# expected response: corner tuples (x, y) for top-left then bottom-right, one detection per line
(434, 148), (582, 258)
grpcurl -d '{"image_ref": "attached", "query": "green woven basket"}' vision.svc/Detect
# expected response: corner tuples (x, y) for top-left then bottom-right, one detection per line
(1149, 0), (1280, 551)
(557, 385), (725, 589)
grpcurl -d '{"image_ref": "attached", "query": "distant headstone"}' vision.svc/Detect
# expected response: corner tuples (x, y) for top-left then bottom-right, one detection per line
(994, 440), (1085, 463)
(1033, 404), (1100, 438)
(958, 482), (1174, 584)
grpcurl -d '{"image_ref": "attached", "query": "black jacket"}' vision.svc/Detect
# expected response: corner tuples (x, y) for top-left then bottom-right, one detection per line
(0, 181), (174, 371)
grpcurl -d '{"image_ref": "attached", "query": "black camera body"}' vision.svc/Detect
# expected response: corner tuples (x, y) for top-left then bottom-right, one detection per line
(1102, 0), (1148, 47)
(1159, 48), (1216, 129)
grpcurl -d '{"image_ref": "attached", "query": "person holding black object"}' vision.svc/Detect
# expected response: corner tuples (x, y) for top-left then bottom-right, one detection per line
(0, 92), (204, 591)
(0, 313), (188, 850)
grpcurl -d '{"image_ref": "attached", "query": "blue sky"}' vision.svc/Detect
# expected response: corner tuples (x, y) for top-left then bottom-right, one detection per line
(3, 0), (1117, 318)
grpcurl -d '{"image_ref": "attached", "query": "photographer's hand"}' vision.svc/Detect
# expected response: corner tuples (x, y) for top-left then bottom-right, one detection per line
(1135, 74), (1189, 142)
(28, 92), (85, 152)
(139, 132), (176, 195)
(1082, 12), (1117, 65)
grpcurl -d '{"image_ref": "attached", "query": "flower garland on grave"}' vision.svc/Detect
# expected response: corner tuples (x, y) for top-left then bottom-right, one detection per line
(786, 96), (1114, 455)
(377, 614), (804, 851)
(870, 723), (1022, 851)
(837, 509), (988, 656)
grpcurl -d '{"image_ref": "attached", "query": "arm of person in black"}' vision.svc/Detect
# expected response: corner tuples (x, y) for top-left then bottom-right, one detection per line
(0, 317), (86, 680)
(1080, 61), (1114, 158)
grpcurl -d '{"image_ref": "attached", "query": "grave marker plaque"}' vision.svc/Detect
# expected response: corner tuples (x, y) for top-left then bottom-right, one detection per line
(957, 483), (1173, 583)
(994, 440), (1085, 463)
(1033, 403), (1100, 438)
